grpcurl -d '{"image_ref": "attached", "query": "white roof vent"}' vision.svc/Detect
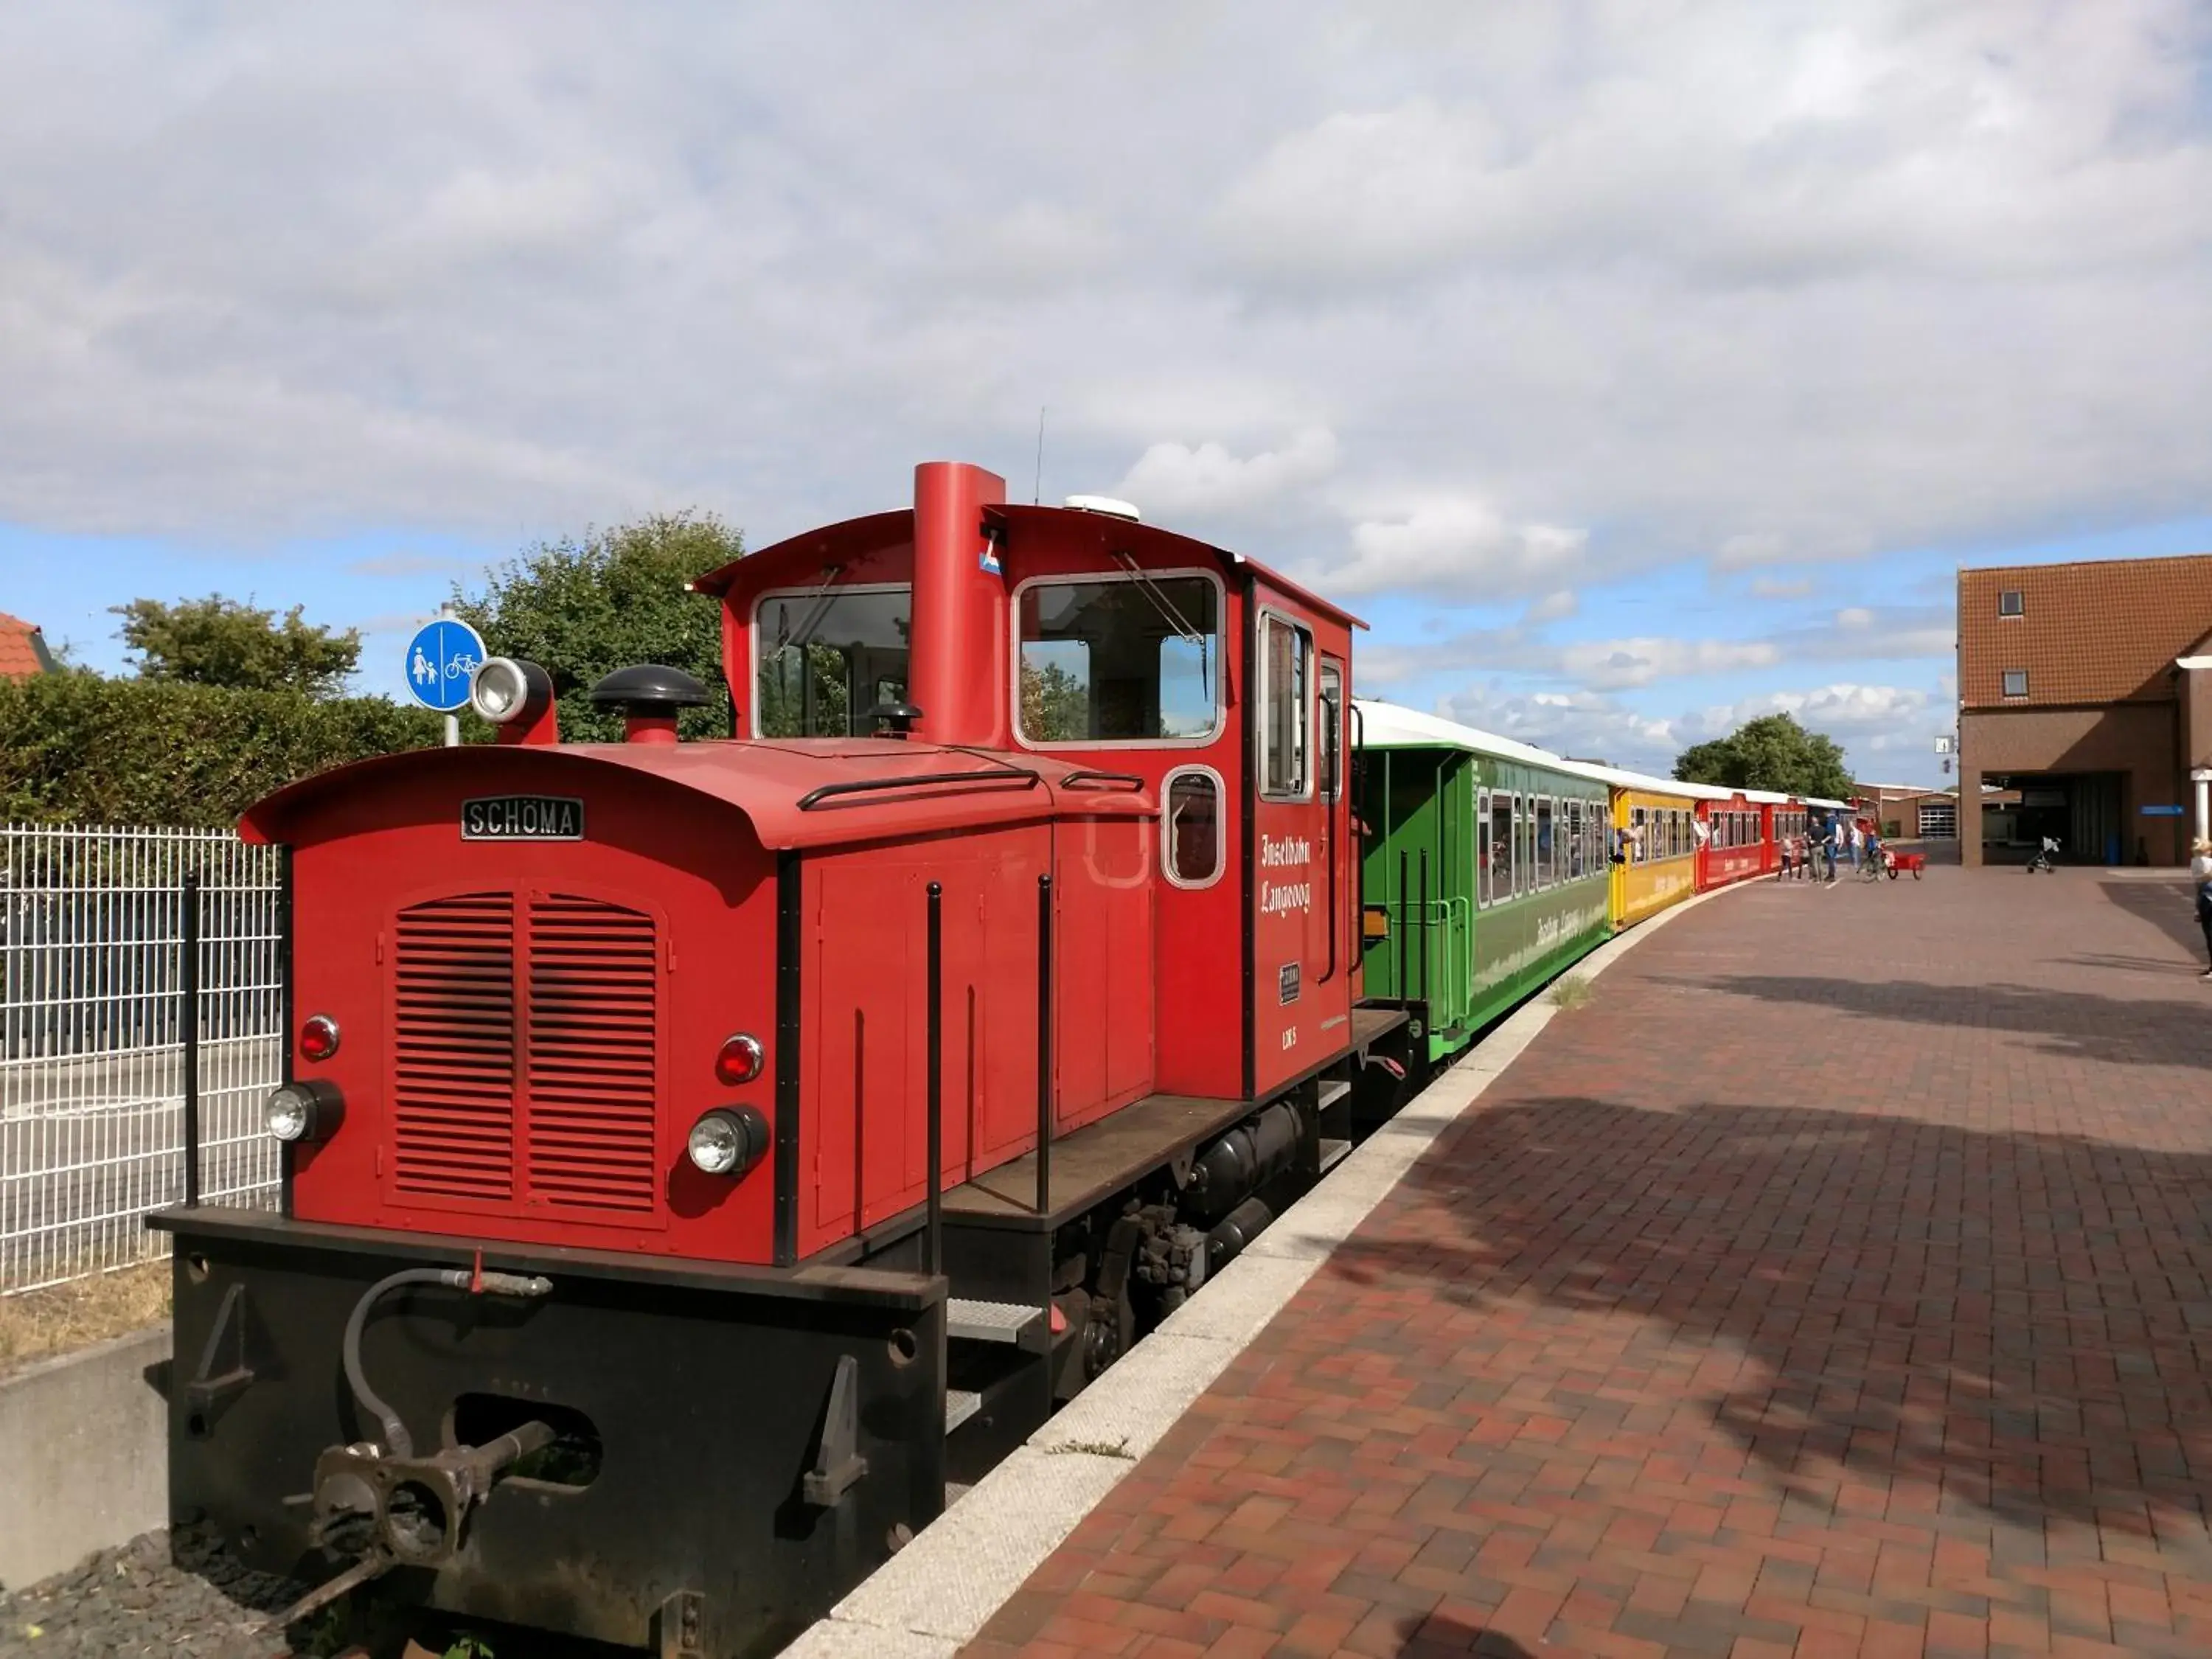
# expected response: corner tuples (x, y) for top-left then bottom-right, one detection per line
(1064, 494), (1141, 523)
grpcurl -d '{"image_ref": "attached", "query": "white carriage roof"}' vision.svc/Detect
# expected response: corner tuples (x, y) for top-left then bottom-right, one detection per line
(1352, 698), (1704, 799)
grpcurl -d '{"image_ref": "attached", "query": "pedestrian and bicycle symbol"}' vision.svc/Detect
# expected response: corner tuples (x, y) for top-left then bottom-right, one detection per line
(403, 617), (487, 714)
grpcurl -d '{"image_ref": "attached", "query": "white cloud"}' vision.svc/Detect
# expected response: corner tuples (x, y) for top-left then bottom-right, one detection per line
(1523, 589), (1578, 624)
(1835, 607), (1874, 630)
(0, 0), (2196, 633)
(1438, 677), (1942, 779)
(1750, 575), (1815, 600)
(1320, 498), (1587, 599)
(1559, 636), (1781, 691)
(1116, 428), (1338, 521)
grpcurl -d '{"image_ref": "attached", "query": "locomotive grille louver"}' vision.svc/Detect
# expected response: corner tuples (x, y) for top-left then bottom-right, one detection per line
(393, 894), (519, 1201)
(523, 895), (658, 1211)
(392, 891), (659, 1214)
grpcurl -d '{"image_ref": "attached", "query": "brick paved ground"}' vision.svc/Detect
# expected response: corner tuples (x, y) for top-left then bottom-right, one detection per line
(961, 866), (2212, 1659)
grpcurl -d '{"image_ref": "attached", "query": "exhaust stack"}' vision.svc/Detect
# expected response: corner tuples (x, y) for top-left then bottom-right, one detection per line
(908, 462), (1009, 750)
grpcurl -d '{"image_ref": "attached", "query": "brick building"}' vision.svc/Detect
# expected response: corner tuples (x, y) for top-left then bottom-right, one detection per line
(1853, 782), (1959, 841)
(0, 612), (54, 681)
(1957, 554), (2212, 867)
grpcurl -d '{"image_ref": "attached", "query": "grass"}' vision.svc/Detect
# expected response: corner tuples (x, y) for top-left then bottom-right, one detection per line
(0, 1259), (170, 1381)
(1548, 974), (1595, 1011)
(1046, 1437), (1134, 1458)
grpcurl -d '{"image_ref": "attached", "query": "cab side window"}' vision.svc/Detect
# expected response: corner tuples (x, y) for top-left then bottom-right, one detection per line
(1318, 663), (1343, 802)
(1163, 768), (1223, 888)
(1259, 614), (1311, 799)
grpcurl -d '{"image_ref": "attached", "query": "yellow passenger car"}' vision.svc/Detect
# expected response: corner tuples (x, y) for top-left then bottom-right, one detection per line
(1561, 762), (1706, 929)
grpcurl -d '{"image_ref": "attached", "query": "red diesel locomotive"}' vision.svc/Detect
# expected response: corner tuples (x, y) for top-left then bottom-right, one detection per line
(157, 462), (1408, 1655)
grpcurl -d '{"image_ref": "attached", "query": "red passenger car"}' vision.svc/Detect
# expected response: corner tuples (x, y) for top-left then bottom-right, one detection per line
(1694, 787), (1773, 889)
(156, 462), (1396, 1656)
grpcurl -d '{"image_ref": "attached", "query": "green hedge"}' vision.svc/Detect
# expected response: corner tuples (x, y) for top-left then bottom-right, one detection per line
(0, 674), (444, 828)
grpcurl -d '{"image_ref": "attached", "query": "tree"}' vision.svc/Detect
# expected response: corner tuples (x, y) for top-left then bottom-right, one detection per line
(451, 512), (742, 744)
(1673, 712), (1852, 799)
(112, 596), (361, 695)
(0, 675), (439, 827)
(1020, 659), (1091, 742)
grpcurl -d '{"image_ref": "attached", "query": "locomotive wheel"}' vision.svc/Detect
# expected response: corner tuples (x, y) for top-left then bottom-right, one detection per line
(1912, 866), (1922, 880)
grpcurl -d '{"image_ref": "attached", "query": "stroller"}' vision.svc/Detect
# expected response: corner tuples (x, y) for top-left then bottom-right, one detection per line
(2025, 835), (2060, 874)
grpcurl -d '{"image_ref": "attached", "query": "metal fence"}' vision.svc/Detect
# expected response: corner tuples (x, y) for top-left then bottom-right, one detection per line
(1, 825), (282, 1294)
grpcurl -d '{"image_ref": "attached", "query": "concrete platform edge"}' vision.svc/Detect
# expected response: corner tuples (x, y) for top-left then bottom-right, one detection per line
(779, 883), (1736, 1658)
(0, 1323), (171, 1592)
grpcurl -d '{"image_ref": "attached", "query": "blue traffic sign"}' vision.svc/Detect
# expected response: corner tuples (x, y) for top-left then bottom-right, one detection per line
(403, 617), (487, 713)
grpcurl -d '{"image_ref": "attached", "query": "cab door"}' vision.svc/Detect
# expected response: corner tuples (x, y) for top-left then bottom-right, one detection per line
(1250, 606), (1334, 1098)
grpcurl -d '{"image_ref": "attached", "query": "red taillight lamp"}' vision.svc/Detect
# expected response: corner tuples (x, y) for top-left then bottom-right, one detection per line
(715, 1032), (764, 1087)
(301, 1014), (341, 1062)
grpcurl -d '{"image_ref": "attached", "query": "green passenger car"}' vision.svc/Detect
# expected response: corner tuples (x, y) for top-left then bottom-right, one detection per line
(1354, 700), (1613, 1065)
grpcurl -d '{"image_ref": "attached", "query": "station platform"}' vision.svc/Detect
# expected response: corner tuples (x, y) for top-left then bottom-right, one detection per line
(935, 865), (2212, 1659)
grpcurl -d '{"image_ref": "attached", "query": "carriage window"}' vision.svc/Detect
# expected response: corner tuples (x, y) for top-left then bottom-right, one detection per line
(1163, 768), (1223, 888)
(756, 585), (913, 737)
(1318, 663), (1343, 801)
(1258, 613), (1312, 797)
(1018, 575), (1220, 744)
(1535, 799), (1554, 888)
(1477, 787), (1494, 908)
(1490, 790), (1514, 902)
(1568, 799), (1583, 879)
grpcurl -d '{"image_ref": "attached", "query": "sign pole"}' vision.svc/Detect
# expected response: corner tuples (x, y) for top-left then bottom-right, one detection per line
(439, 603), (460, 748)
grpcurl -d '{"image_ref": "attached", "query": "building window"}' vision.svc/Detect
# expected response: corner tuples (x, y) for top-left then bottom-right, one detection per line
(1999, 589), (2024, 617)
(1162, 767), (1223, 888)
(1017, 574), (1222, 745)
(2002, 669), (2028, 698)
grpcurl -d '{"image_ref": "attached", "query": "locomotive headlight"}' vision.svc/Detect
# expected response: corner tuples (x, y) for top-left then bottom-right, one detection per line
(264, 1080), (344, 1144)
(470, 655), (556, 725)
(686, 1106), (769, 1178)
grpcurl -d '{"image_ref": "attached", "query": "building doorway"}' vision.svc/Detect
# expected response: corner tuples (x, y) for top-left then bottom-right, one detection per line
(1980, 772), (2124, 864)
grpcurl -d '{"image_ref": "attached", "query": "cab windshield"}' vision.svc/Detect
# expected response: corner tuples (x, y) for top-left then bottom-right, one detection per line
(755, 586), (911, 737)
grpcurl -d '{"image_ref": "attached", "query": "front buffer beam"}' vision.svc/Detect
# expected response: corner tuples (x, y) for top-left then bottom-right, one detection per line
(154, 1206), (946, 1658)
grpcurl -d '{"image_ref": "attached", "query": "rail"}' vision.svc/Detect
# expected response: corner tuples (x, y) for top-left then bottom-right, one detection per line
(1035, 874), (1053, 1217)
(925, 882), (943, 1276)
(796, 768), (1041, 811)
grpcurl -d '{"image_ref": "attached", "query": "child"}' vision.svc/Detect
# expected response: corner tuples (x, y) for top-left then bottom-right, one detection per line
(2194, 838), (2212, 980)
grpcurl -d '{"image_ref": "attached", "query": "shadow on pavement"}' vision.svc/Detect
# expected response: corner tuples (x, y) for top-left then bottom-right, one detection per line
(1666, 973), (2212, 1071)
(2098, 876), (2205, 961)
(1394, 1614), (1536, 1657)
(1332, 1095), (2212, 1546)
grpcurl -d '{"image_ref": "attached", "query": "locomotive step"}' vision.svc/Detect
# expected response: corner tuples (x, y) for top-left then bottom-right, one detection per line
(1318, 1079), (1353, 1111)
(945, 1388), (983, 1435)
(1318, 1136), (1353, 1174)
(945, 1298), (1045, 1343)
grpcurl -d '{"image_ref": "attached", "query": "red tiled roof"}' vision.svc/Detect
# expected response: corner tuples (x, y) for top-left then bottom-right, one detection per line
(0, 611), (49, 681)
(1958, 554), (2212, 709)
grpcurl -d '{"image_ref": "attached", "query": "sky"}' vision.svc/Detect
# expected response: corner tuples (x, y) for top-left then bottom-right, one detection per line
(2, 3), (2208, 788)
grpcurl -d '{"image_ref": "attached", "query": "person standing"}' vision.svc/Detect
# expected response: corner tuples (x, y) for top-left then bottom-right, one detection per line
(2194, 838), (2212, 980)
(1777, 834), (1794, 881)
